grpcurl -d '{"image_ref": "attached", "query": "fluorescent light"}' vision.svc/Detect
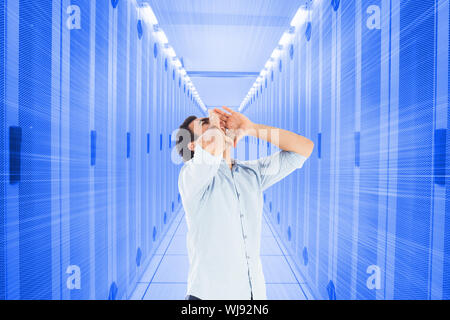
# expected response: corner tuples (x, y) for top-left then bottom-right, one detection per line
(156, 29), (168, 44)
(270, 48), (281, 60)
(279, 31), (293, 47)
(291, 6), (308, 28)
(164, 45), (176, 58)
(173, 59), (182, 68)
(265, 59), (274, 70)
(139, 4), (158, 25)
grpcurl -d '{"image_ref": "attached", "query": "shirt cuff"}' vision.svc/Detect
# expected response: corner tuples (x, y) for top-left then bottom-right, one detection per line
(193, 143), (223, 166)
(284, 151), (308, 169)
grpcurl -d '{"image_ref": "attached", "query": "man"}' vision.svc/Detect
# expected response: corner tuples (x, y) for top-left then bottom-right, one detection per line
(175, 106), (314, 300)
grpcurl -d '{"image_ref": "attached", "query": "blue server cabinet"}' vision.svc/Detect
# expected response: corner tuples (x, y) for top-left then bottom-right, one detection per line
(68, 0), (91, 300)
(17, 0), (53, 299)
(138, 15), (149, 270)
(296, 14), (308, 271)
(335, 0), (356, 301)
(355, 0), (382, 300)
(115, 0), (128, 299)
(307, 4), (320, 286)
(128, 0), (138, 290)
(394, 0), (435, 300)
(93, 0), (110, 300)
(0, 0), (5, 301)
(316, 1), (333, 300)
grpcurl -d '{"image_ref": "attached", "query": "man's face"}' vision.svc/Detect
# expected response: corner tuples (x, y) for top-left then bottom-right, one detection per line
(187, 115), (228, 152)
(186, 118), (210, 152)
(189, 117), (210, 138)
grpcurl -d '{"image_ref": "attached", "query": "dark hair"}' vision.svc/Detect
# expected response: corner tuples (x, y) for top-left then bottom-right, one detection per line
(176, 115), (197, 162)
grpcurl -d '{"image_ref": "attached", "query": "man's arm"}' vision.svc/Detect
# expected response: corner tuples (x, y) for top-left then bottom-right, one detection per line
(214, 106), (314, 157)
(197, 125), (233, 157)
(248, 123), (314, 158)
(178, 125), (232, 204)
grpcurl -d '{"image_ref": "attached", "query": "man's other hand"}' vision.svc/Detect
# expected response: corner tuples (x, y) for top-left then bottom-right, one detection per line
(213, 106), (254, 148)
(197, 126), (233, 156)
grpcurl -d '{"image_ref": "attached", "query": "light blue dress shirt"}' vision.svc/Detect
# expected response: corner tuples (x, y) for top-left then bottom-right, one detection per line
(178, 144), (308, 300)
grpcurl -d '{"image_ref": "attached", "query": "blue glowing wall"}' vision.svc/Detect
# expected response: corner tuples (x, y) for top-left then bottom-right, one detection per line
(0, 0), (203, 299)
(241, 0), (449, 300)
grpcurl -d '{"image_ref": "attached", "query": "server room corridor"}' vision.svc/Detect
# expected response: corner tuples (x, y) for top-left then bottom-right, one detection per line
(1, 0), (450, 301)
(129, 209), (313, 300)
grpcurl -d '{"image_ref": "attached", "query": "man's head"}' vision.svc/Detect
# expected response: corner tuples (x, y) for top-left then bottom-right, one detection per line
(176, 115), (211, 162)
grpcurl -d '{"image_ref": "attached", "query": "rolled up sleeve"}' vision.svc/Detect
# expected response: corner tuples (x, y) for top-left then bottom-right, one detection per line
(257, 150), (307, 191)
(178, 144), (222, 204)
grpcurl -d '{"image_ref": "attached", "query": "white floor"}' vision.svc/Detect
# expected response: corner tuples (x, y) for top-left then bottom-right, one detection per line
(129, 208), (314, 300)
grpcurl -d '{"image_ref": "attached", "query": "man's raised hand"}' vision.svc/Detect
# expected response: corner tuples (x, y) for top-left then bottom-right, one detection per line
(213, 106), (254, 148)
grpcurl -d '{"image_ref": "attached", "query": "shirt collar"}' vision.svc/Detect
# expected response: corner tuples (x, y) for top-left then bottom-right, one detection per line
(220, 157), (239, 171)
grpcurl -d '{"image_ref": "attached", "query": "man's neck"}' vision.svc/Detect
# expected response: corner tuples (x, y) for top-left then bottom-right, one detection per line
(222, 147), (233, 170)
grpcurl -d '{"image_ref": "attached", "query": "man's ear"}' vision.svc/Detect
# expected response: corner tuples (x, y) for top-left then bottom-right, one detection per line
(188, 141), (195, 152)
